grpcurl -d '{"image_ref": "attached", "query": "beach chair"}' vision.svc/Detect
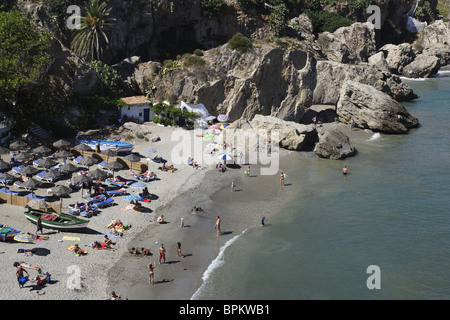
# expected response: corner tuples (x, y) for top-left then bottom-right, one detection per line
(95, 197), (114, 208)
(115, 175), (134, 185)
(32, 158), (43, 167)
(12, 165), (24, 175)
(106, 188), (126, 197)
(98, 161), (107, 169)
(13, 181), (31, 190)
(10, 158), (20, 166)
(0, 178), (14, 186)
(85, 194), (106, 204)
(105, 178), (126, 187)
(73, 156), (83, 164)
(36, 171), (55, 183)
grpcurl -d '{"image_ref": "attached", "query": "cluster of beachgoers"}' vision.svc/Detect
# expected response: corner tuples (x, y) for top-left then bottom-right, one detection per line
(0, 122), (265, 299)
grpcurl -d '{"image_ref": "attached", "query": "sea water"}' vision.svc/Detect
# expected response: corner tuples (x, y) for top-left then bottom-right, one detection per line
(192, 71), (450, 300)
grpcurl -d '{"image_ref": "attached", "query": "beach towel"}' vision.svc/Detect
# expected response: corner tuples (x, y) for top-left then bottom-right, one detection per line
(102, 232), (121, 238)
(62, 236), (80, 241)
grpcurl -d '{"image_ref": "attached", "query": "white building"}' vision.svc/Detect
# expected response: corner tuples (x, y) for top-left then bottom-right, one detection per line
(120, 96), (155, 123)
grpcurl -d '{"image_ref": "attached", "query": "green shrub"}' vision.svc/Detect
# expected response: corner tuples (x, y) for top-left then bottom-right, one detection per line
(194, 49), (204, 56)
(183, 54), (206, 67)
(305, 9), (353, 33)
(269, 3), (289, 37)
(228, 32), (252, 52)
(152, 116), (160, 123)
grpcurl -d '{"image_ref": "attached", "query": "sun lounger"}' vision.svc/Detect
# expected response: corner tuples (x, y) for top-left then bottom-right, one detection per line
(32, 158), (43, 167)
(73, 156), (83, 164)
(12, 165), (24, 175)
(10, 158), (20, 166)
(36, 170), (56, 183)
(13, 181), (32, 190)
(85, 194), (106, 204)
(68, 203), (97, 215)
(105, 178), (126, 187)
(106, 188), (126, 197)
(98, 161), (107, 169)
(115, 175), (134, 185)
(0, 178), (13, 185)
(95, 197), (114, 208)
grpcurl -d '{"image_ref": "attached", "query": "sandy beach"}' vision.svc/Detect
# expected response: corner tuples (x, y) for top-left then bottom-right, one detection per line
(0, 121), (366, 300)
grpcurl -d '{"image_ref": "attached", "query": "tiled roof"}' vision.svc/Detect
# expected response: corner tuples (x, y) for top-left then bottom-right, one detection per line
(120, 96), (150, 104)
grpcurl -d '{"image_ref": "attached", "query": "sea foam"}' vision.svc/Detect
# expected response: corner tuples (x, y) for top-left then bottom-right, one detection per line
(190, 228), (248, 300)
(368, 132), (381, 141)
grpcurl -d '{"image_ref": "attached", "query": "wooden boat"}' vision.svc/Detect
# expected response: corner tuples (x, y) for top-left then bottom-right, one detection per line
(24, 209), (89, 232)
(76, 133), (134, 154)
(0, 224), (20, 242)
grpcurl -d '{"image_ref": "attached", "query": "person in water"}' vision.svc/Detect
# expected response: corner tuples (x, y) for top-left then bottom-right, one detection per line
(342, 166), (348, 175)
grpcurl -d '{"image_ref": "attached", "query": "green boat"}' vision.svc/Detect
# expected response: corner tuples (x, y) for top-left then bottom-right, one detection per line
(24, 208), (90, 232)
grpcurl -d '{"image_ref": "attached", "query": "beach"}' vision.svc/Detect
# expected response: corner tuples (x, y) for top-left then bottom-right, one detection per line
(0, 121), (304, 300)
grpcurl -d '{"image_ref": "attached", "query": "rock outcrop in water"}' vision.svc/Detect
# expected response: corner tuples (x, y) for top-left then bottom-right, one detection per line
(336, 81), (420, 133)
(314, 128), (356, 160)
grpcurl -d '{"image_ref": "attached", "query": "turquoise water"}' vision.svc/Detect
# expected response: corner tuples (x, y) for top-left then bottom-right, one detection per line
(192, 72), (450, 300)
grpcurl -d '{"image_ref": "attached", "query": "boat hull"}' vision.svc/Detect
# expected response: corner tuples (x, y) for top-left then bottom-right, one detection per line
(77, 138), (134, 154)
(24, 210), (89, 232)
(0, 226), (20, 242)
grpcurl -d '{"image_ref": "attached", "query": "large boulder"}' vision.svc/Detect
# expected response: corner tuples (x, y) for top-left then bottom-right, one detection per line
(250, 115), (317, 151)
(380, 43), (416, 75)
(402, 53), (440, 78)
(416, 20), (450, 66)
(314, 128), (356, 160)
(336, 81), (419, 133)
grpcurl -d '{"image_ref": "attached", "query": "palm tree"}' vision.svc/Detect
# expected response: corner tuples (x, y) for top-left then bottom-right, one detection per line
(70, 0), (115, 61)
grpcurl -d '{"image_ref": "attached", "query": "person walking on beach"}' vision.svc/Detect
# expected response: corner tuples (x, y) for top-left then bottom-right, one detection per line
(280, 172), (285, 186)
(148, 262), (156, 285)
(350, 119), (355, 131)
(214, 216), (221, 236)
(159, 244), (166, 264)
(231, 180), (236, 192)
(176, 242), (184, 258)
(246, 166), (251, 177)
(261, 216), (266, 227)
(35, 215), (43, 237)
(16, 265), (29, 289)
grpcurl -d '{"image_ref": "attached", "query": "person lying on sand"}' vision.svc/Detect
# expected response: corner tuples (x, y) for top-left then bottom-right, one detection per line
(130, 247), (140, 255)
(156, 215), (165, 223)
(141, 248), (152, 256)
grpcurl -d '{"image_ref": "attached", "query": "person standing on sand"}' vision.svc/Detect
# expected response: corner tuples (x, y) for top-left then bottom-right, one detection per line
(246, 166), (251, 177)
(35, 215), (43, 237)
(350, 119), (355, 131)
(148, 262), (156, 285)
(176, 242), (184, 258)
(261, 216), (266, 227)
(280, 172), (285, 186)
(159, 244), (166, 264)
(231, 180), (236, 192)
(215, 216), (221, 236)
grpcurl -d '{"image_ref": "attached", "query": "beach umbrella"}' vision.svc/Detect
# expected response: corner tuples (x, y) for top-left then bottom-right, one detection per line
(9, 140), (27, 150)
(37, 158), (57, 168)
(20, 178), (41, 190)
(27, 199), (49, 210)
(73, 173), (92, 184)
(217, 114), (228, 122)
(14, 233), (35, 243)
(74, 143), (92, 156)
(124, 153), (141, 170)
(0, 159), (10, 171)
(19, 166), (39, 175)
(130, 181), (146, 188)
(104, 161), (123, 178)
(43, 169), (60, 180)
(89, 168), (107, 180)
(53, 139), (70, 149)
(51, 185), (72, 196)
(0, 172), (15, 181)
(80, 156), (98, 167)
(32, 145), (52, 155)
(0, 146), (10, 159)
(102, 149), (117, 162)
(54, 150), (73, 159)
(14, 152), (31, 162)
(219, 124), (227, 130)
(59, 162), (78, 173)
(217, 153), (233, 161)
(205, 115), (216, 121)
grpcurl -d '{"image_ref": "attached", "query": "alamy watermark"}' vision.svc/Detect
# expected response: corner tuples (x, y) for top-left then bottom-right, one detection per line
(66, 5), (81, 30)
(366, 265), (381, 289)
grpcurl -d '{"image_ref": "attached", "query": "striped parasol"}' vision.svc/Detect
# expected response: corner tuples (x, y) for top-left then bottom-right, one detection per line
(14, 233), (35, 243)
(217, 114), (228, 122)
